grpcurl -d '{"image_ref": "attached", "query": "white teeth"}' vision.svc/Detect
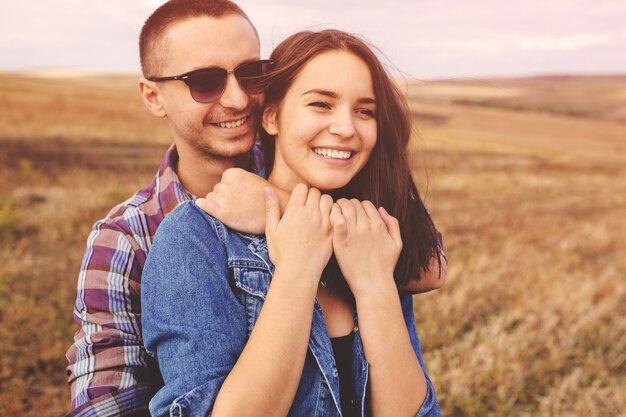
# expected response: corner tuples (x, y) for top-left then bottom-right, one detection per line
(216, 117), (247, 129)
(313, 148), (352, 160)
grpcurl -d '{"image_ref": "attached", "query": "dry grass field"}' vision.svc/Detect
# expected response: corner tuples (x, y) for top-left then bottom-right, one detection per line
(0, 72), (624, 416)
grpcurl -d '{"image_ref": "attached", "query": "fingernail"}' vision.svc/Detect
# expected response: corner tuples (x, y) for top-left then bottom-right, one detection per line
(264, 186), (273, 198)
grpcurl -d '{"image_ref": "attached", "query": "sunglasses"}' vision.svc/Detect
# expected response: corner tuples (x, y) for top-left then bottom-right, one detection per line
(148, 59), (275, 103)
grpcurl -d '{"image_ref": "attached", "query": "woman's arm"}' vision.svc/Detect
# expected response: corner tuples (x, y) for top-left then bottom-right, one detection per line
(144, 187), (333, 417)
(213, 258), (319, 417)
(212, 186), (333, 417)
(330, 199), (440, 416)
(356, 287), (430, 416)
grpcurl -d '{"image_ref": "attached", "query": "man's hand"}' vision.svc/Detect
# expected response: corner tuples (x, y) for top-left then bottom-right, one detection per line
(196, 168), (287, 234)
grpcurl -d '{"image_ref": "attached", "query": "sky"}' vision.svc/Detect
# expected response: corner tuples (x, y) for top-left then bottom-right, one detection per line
(1, 0), (625, 79)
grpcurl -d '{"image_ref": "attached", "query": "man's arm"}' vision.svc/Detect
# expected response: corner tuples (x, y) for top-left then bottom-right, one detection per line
(399, 235), (447, 294)
(65, 222), (158, 417)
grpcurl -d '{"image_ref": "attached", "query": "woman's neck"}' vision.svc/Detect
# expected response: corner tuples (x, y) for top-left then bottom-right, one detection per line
(266, 157), (307, 193)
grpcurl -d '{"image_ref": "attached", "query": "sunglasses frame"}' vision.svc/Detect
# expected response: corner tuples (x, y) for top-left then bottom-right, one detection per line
(148, 59), (275, 103)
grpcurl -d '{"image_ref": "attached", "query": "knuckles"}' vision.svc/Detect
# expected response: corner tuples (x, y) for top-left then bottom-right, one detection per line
(213, 183), (226, 193)
(221, 167), (244, 181)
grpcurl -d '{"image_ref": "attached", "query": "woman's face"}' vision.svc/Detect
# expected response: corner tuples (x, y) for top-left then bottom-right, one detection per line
(264, 50), (377, 192)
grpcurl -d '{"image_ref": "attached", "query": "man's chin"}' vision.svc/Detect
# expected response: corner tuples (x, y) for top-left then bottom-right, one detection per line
(195, 138), (255, 162)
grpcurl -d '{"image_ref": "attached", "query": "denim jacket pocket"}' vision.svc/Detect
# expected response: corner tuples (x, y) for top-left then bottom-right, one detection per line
(169, 374), (229, 417)
(229, 260), (272, 335)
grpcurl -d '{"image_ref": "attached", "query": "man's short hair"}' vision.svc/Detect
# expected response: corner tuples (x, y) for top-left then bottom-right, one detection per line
(139, 0), (258, 77)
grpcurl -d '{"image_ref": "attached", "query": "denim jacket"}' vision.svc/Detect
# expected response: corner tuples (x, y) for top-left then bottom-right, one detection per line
(142, 201), (441, 417)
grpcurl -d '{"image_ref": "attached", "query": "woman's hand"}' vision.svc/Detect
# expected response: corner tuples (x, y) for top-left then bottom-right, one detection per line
(330, 199), (402, 297)
(265, 184), (333, 279)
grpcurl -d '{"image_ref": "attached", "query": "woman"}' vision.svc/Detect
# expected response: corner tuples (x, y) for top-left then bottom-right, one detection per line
(142, 29), (443, 417)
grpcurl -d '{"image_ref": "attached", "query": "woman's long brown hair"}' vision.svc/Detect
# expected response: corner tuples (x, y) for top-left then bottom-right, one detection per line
(260, 29), (442, 286)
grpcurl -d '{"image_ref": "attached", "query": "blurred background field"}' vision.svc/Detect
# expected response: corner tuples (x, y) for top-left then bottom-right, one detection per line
(0, 72), (624, 416)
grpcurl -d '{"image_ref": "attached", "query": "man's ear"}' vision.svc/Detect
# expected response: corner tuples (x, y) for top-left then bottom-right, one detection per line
(262, 105), (279, 135)
(139, 77), (167, 118)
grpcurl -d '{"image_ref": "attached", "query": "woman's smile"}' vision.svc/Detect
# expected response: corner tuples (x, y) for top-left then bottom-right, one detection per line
(312, 147), (353, 160)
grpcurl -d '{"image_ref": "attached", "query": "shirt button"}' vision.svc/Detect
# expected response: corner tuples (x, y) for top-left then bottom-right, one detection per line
(332, 368), (338, 377)
(353, 326), (359, 332)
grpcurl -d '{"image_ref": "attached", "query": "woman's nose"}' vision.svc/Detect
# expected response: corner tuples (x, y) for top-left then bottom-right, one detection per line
(328, 111), (356, 139)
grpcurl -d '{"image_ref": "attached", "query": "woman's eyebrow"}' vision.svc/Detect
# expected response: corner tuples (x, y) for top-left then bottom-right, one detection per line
(302, 89), (338, 98)
(302, 89), (376, 104)
(358, 97), (377, 105)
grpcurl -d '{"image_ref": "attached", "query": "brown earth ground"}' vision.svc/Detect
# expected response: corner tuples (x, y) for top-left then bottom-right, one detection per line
(0, 72), (624, 416)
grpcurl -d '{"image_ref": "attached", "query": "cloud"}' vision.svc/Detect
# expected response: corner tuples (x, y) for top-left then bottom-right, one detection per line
(1, 0), (625, 77)
(516, 34), (612, 52)
(414, 31), (618, 54)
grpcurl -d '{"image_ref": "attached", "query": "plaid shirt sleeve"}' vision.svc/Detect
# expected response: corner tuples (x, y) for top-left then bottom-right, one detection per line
(65, 219), (160, 417)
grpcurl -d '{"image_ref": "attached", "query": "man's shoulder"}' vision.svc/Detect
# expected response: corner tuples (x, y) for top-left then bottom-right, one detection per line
(89, 143), (188, 237)
(88, 181), (164, 246)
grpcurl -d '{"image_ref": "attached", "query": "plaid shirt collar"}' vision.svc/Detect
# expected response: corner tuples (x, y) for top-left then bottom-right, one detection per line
(155, 143), (197, 214)
(155, 142), (265, 214)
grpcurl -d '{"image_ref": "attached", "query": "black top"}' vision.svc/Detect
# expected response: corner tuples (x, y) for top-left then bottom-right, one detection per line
(330, 331), (356, 417)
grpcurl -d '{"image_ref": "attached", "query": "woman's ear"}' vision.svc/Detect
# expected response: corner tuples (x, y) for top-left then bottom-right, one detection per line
(262, 105), (279, 135)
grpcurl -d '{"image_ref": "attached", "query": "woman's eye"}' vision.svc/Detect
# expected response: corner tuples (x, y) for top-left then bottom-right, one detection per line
(309, 102), (331, 109)
(357, 108), (376, 118)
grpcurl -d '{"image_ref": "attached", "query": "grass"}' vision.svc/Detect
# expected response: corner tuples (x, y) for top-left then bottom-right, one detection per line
(0, 72), (624, 416)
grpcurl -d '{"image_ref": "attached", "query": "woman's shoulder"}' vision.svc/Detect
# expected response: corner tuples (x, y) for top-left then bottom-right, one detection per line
(159, 200), (227, 241)
(158, 201), (266, 255)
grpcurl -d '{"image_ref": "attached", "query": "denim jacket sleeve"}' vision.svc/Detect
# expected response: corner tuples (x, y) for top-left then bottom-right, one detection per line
(400, 294), (443, 417)
(142, 202), (248, 417)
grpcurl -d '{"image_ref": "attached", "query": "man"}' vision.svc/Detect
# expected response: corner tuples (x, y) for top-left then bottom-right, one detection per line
(66, 1), (446, 416)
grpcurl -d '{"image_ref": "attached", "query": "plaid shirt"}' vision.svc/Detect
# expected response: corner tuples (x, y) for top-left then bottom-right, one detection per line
(65, 144), (263, 417)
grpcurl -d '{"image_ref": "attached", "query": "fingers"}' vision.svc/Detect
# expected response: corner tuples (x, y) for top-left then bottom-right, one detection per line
(336, 199), (356, 227)
(330, 203), (347, 240)
(379, 206), (402, 247)
(264, 186), (280, 234)
(195, 194), (221, 217)
(337, 199), (376, 227)
(350, 199), (367, 223)
(305, 187), (321, 207)
(361, 200), (380, 221)
(319, 194), (333, 217)
(220, 167), (247, 183)
(333, 199), (401, 243)
(287, 183), (308, 207)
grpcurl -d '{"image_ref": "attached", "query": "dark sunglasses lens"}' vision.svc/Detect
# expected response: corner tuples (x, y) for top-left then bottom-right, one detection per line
(186, 70), (226, 103)
(236, 61), (274, 94)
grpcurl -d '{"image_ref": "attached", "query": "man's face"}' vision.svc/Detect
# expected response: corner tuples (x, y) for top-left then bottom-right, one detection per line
(156, 15), (262, 161)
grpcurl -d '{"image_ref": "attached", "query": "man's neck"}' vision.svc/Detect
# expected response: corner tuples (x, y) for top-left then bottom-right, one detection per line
(175, 143), (251, 198)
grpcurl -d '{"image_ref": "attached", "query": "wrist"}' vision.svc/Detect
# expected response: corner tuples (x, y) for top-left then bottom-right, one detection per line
(355, 286), (401, 314)
(351, 274), (398, 303)
(273, 262), (323, 290)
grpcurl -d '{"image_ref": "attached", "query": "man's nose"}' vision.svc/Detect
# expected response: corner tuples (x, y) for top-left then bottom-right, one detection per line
(219, 73), (249, 110)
